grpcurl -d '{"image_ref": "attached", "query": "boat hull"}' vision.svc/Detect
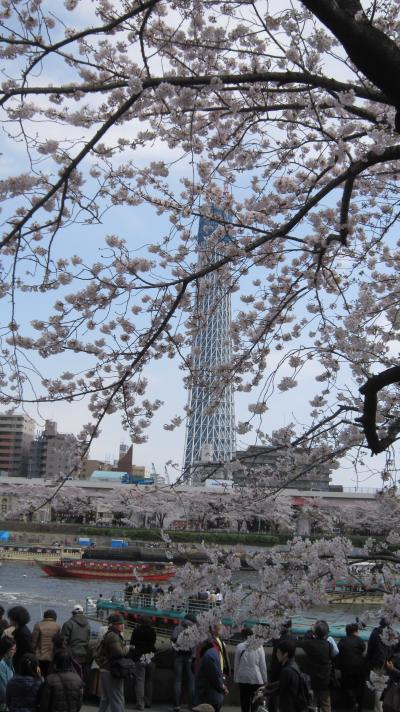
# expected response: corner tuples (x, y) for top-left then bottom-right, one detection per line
(37, 560), (174, 582)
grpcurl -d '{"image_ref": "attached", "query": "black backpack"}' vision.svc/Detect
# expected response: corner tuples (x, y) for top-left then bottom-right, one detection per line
(293, 668), (313, 711)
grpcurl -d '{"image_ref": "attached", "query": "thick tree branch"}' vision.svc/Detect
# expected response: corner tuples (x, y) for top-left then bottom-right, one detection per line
(301, 0), (400, 127)
(358, 366), (400, 454)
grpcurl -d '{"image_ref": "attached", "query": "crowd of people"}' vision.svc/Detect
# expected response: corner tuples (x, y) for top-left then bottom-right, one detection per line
(0, 602), (399, 712)
(121, 585), (223, 612)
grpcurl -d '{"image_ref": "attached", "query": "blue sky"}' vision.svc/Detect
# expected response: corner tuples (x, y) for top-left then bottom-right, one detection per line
(0, 1), (391, 490)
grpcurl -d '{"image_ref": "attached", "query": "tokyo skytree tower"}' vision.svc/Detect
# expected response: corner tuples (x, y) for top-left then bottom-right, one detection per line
(183, 208), (236, 477)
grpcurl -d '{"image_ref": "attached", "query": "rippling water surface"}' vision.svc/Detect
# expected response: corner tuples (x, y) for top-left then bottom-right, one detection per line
(0, 561), (380, 633)
(0, 561), (120, 626)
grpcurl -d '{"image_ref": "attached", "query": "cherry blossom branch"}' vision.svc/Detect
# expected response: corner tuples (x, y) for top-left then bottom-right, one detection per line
(0, 70), (385, 105)
(7, 1), (161, 82)
(26, 282), (188, 514)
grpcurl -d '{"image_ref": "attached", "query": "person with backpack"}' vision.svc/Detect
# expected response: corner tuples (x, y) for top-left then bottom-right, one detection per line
(234, 628), (268, 712)
(265, 640), (309, 712)
(96, 613), (132, 712)
(297, 620), (334, 712)
(269, 621), (297, 712)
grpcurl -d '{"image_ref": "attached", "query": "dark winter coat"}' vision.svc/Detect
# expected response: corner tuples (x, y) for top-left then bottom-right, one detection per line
(278, 659), (302, 712)
(194, 647), (225, 710)
(13, 627), (34, 674)
(39, 670), (84, 712)
(367, 626), (389, 670)
(6, 674), (42, 712)
(298, 638), (332, 691)
(130, 624), (156, 662)
(97, 628), (129, 671)
(337, 635), (366, 676)
(61, 615), (90, 664)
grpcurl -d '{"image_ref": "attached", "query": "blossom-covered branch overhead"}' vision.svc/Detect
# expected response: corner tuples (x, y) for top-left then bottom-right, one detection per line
(1, 0), (400, 468)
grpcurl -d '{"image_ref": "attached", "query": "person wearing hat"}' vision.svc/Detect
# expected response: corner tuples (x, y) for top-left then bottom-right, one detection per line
(31, 610), (60, 678)
(0, 636), (16, 712)
(96, 614), (130, 712)
(61, 605), (91, 692)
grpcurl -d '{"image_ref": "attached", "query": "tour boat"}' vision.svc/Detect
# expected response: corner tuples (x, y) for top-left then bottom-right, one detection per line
(0, 544), (82, 562)
(36, 558), (175, 581)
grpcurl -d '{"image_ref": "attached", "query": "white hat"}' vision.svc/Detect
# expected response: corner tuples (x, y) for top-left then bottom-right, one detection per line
(72, 604), (83, 614)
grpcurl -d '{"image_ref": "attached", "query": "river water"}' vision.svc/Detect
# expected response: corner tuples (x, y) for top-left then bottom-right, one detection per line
(0, 561), (380, 634)
(0, 561), (119, 628)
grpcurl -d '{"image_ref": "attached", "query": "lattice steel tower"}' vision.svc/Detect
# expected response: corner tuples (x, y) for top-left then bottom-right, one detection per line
(183, 208), (236, 479)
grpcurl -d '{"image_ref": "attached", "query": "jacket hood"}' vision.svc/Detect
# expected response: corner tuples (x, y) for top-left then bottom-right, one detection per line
(72, 614), (88, 626)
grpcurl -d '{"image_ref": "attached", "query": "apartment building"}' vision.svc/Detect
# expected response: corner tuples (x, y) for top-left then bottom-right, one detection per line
(0, 414), (36, 477)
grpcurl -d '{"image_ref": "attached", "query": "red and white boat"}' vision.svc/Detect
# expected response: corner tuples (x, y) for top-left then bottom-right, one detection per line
(37, 558), (175, 582)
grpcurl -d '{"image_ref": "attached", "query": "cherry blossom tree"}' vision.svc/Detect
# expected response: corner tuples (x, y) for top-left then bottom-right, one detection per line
(0, 0), (400, 474)
(2, 0), (400, 632)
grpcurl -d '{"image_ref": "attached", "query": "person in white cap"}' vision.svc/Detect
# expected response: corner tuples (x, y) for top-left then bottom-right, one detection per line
(61, 604), (91, 694)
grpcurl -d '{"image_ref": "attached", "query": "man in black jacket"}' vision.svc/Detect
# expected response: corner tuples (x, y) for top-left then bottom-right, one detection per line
(297, 621), (333, 712)
(130, 621), (156, 710)
(337, 622), (366, 711)
(269, 621), (297, 712)
(266, 640), (302, 712)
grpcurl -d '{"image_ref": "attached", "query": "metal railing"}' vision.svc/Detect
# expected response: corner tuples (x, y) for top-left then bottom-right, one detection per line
(87, 592), (222, 615)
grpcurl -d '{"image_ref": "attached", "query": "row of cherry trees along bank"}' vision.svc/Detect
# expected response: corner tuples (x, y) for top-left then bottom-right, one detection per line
(2, 0), (400, 632)
(3, 481), (400, 538)
(2, 481), (400, 636)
